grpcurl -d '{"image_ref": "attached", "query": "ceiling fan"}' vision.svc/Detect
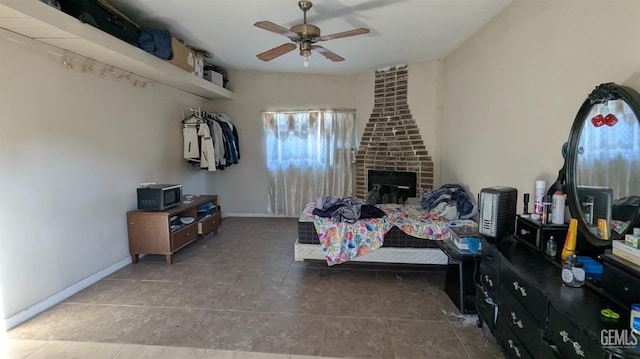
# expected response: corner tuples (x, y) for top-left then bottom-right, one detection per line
(254, 0), (370, 67)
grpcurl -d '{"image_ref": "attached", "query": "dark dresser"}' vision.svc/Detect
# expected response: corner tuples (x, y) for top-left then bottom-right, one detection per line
(478, 236), (640, 359)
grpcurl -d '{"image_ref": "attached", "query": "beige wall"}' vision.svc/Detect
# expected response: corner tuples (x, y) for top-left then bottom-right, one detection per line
(0, 34), (207, 321)
(207, 70), (357, 215)
(442, 0), (640, 206)
(6, 0), (640, 327)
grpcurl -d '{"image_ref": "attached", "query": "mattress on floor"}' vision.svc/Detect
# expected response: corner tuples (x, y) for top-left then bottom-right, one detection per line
(297, 217), (439, 248)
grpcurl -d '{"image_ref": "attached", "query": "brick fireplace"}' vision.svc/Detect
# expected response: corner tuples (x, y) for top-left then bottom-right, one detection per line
(355, 65), (433, 200)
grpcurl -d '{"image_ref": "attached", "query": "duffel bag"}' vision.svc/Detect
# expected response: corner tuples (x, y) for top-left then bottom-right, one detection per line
(137, 29), (173, 60)
(58, 0), (140, 46)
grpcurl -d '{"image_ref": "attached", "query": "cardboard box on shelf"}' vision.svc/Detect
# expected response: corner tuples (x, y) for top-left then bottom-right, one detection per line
(193, 54), (204, 78)
(204, 69), (224, 87)
(166, 37), (195, 73)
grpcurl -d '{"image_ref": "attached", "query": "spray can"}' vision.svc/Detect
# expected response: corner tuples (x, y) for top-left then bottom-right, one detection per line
(534, 180), (546, 215)
(551, 191), (565, 224)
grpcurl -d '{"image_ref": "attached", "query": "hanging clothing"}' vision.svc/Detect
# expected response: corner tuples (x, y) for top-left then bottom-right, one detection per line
(208, 119), (225, 168)
(197, 123), (216, 172)
(183, 125), (199, 159)
(182, 110), (240, 171)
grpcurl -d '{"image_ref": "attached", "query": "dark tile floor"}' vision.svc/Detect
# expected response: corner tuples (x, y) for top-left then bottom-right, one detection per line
(7, 217), (505, 359)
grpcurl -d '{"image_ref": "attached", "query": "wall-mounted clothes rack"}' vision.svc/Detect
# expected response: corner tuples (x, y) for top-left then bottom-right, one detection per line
(182, 108), (240, 172)
(189, 107), (215, 119)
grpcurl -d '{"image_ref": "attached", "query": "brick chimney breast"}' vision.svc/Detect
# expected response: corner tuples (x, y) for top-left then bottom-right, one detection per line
(355, 65), (433, 200)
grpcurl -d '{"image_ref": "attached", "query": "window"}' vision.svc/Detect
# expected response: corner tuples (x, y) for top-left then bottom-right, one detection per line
(263, 110), (356, 215)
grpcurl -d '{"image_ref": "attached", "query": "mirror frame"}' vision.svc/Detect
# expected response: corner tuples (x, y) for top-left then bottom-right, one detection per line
(566, 82), (640, 247)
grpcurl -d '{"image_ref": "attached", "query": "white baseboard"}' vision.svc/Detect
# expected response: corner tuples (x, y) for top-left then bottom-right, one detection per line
(4, 256), (132, 330)
(224, 212), (297, 218)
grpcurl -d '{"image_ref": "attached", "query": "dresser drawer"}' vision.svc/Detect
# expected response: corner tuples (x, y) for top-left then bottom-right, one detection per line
(548, 304), (605, 359)
(500, 262), (547, 328)
(515, 217), (541, 248)
(602, 260), (640, 308)
(479, 263), (500, 298)
(481, 238), (501, 274)
(171, 225), (198, 250)
(500, 293), (556, 359)
(515, 216), (567, 253)
(198, 212), (221, 235)
(475, 284), (498, 330)
(495, 312), (534, 359)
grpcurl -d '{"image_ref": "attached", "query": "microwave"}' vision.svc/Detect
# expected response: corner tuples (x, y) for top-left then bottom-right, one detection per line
(137, 184), (182, 211)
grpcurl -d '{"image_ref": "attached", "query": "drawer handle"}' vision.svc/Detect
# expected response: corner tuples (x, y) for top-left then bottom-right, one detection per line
(559, 330), (585, 357)
(484, 275), (493, 287)
(512, 281), (527, 297)
(507, 339), (522, 358)
(520, 229), (530, 236)
(510, 312), (524, 329)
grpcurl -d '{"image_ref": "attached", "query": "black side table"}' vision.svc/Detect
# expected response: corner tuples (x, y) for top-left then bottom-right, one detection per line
(437, 237), (481, 314)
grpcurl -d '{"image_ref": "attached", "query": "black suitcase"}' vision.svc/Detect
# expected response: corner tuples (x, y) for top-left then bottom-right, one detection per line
(58, 0), (140, 46)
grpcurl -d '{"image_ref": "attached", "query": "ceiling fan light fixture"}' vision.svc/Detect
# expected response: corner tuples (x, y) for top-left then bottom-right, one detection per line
(300, 43), (312, 68)
(254, 0), (370, 65)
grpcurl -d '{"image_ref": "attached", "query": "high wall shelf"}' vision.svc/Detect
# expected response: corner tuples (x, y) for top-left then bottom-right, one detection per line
(0, 0), (233, 100)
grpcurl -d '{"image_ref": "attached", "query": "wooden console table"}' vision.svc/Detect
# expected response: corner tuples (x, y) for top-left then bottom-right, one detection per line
(126, 195), (221, 264)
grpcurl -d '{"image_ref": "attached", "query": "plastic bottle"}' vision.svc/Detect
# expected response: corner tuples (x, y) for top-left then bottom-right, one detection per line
(561, 218), (578, 262)
(542, 195), (552, 224)
(631, 304), (640, 335)
(534, 180), (546, 215)
(546, 236), (557, 258)
(551, 191), (565, 224)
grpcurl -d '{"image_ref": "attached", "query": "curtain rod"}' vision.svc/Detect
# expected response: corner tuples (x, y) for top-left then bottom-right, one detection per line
(261, 108), (356, 113)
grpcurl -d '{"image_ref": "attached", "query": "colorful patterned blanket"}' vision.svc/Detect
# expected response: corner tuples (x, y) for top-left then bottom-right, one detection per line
(303, 202), (470, 266)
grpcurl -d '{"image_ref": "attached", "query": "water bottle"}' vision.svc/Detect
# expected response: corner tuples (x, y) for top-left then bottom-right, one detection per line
(535, 180), (546, 215)
(546, 236), (557, 258)
(551, 191), (565, 224)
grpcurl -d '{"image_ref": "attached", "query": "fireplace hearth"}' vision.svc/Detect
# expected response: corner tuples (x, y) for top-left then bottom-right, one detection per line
(367, 170), (417, 204)
(355, 65), (434, 200)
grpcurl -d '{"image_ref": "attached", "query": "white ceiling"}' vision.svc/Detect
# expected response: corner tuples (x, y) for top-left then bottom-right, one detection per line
(106, 0), (512, 75)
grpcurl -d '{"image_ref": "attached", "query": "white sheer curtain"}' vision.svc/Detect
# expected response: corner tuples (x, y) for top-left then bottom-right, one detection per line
(577, 99), (640, 199)
(263, 110), (355, 216)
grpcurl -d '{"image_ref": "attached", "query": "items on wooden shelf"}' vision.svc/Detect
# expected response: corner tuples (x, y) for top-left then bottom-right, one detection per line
(126, 194), (221, 264)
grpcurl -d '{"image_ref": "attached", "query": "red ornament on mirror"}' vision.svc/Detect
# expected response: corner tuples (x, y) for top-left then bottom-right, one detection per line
(591, 114), (606, 127)
(605, 113), (618, 126)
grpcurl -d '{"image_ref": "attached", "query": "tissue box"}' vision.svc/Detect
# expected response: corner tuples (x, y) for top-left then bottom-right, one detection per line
(626, 234), (640, 249)
(450, 229), (481, 251)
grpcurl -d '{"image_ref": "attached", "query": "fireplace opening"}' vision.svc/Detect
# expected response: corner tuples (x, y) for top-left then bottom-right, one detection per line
(367, 170), (417, 204)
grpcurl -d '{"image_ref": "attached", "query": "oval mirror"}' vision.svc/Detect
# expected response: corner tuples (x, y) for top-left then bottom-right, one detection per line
(566, 83), (640, 246)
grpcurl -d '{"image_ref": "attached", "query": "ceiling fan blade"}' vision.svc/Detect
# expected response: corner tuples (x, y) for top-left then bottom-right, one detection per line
(312, 45), (345, 62)
(254, 21), (300, 41)
(256, 43), (297, 62)
(316, 28), (369, 41)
